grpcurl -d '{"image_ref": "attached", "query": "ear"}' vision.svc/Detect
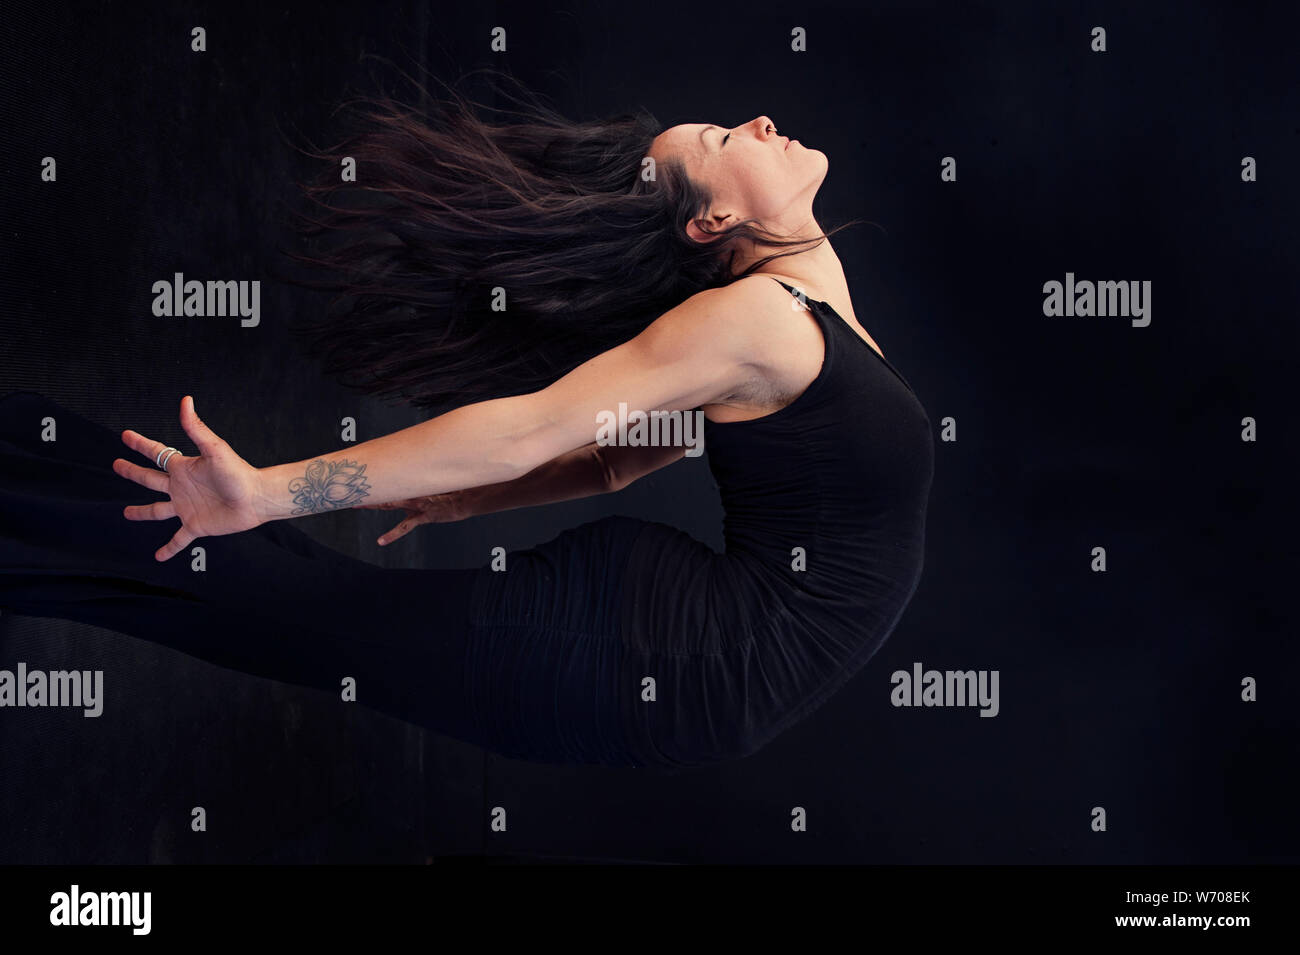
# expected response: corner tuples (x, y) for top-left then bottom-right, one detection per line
(685, 213), (731, 244)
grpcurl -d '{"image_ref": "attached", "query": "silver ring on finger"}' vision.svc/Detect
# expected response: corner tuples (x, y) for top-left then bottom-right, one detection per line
(156, 447), (181, 472)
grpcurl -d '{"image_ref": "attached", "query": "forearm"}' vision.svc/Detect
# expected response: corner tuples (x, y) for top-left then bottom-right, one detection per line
(254, 398), (536, 523)
(453, 443), (612, 518)
(461, 438), (691, 516)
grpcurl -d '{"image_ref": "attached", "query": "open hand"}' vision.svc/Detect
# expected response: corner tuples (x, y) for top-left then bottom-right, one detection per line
(113, 395), (265, 562)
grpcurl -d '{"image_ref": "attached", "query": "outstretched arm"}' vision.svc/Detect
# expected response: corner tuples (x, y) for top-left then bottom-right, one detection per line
(253, 282), (759, 523)
(456, 440), (688, 515)
(364, 440), (689, 545)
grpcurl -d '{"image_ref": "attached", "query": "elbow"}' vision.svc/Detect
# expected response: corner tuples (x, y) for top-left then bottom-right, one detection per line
(472, 439), (539, 487)
(481, 419), (552, 485)
(484, 452), (539, 487)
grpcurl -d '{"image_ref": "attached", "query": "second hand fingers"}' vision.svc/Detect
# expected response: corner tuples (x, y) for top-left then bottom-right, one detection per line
(377, 519), (416, 546)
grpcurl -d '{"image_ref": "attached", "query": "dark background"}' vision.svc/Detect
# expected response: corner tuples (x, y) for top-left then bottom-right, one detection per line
(1, 0), (1295, 863)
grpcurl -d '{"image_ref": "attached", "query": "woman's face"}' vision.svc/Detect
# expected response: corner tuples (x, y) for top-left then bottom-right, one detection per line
(649, 115), (827, 242)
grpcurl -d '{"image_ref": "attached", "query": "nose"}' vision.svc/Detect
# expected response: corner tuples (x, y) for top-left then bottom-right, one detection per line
(750, 115), (777, 138)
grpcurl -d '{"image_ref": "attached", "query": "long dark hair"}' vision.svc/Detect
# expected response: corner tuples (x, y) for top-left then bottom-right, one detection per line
(283, 69), (853, 414)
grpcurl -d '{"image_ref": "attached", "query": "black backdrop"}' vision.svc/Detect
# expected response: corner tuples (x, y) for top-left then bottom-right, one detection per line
(0, 0), (1295, 864)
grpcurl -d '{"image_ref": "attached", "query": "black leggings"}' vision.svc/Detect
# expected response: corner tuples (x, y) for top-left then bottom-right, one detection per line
(0, 390), (643, 768)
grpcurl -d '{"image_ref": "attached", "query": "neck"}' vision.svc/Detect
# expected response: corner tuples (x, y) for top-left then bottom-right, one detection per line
(732, 213), (848, 299)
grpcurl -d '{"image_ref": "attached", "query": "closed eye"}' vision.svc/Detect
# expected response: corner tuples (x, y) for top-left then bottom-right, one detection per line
(721, 132), (730, 147)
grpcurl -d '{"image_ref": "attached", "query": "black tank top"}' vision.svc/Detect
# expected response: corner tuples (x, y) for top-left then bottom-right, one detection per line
(702, 275), (933, 609)
(608, 278), (935, 764)
(704, 278), (932, 556)
(617, 278), (935, 732)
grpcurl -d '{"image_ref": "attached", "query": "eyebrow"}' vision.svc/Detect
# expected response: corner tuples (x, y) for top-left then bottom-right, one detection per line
(698, 125), (714, 151)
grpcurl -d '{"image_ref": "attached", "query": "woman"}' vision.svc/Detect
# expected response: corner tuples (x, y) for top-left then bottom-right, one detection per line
(0, 78), (934, 770)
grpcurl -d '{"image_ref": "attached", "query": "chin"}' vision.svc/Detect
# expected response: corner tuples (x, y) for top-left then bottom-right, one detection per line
(808, 151), (829, 186)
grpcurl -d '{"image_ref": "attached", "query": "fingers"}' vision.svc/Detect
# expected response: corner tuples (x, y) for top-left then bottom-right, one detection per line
(156, 526), (195, 563)
(112, 456), (170, 492)
(179, 395), (225, 457)
(120, 428), (184, 472)
(115, 398), (212, 561)
(123, 500), (178, 522)
(377, 516), (421, 546)
(119, 397), (220, 471)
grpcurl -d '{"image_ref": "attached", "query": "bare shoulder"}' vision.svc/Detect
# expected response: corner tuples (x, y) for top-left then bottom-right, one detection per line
(655, 274), (826, 421)
(698, 272), (802, 325)
(646, 273), (806, 361)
